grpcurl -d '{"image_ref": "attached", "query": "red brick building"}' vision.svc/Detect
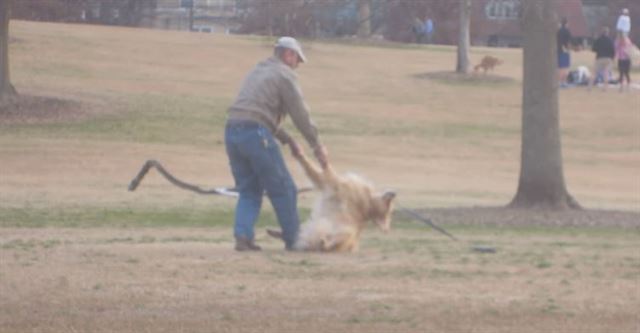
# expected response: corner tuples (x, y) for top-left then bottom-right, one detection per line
(384, 0), (591, 47)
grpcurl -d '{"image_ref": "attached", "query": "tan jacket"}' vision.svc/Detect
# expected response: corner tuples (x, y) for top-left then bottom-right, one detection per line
(227, 57), (320, 148)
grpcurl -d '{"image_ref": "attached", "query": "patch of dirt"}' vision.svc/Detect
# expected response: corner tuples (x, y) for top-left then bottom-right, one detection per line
(415, 70), (517, 84)
(413, 207), (640, 229)
(0, 94), (86, 124)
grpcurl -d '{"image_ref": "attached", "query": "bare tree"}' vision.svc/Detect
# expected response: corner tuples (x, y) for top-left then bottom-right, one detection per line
(357, 0), (371, 38)
(509, 0), (580, 210)
(0, 0), (17, 107)
(455, 0), (470, 73)
(265, 0), (273, 36)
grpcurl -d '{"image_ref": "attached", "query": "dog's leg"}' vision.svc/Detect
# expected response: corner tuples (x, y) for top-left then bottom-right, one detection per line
(322, 230), (357, 252)
(295, 153), (326, 189)
(266, 229), (284, 240)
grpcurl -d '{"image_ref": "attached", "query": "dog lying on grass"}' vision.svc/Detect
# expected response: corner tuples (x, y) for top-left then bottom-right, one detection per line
(267, 146), (396, 252)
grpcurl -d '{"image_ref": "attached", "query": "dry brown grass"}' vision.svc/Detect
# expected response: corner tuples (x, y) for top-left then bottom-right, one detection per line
(1, 227), (638, 333)
(0, 21), (638, 332)
(2, 21), (638, 210)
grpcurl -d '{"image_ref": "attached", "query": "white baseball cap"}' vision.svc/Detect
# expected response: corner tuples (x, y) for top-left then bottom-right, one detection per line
(275, 36), (307, 63)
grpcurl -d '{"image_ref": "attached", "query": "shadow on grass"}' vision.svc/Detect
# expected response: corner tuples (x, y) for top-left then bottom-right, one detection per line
(414, 71), (517, 87)
(0, 94), (86, 124)
(393, 205), (640, 231)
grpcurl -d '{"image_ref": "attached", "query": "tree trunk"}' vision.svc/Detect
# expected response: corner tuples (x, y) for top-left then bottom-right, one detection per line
(265, 0), (273, 37)
(509, 0), (580, 210)
(0, 0), (17, 107)
(357, 0), (371, 38)
(188, 0), (194, 31)
(455, 0), (470, 74)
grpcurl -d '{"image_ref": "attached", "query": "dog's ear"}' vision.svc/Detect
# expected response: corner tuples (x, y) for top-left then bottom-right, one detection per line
(382, 190), (396, 205)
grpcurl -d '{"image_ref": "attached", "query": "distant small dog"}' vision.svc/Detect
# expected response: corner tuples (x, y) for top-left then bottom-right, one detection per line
(268, 150), (396, 252)
(474, 55), (503, 74)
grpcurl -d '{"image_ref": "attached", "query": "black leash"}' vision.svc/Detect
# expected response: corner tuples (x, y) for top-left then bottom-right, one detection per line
(129, 160), (457, 241)
(396, 203), (458, 241)
(128, 160), (314, 197)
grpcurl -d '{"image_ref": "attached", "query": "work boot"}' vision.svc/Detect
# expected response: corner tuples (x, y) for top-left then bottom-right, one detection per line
(234, 237), (261, 252)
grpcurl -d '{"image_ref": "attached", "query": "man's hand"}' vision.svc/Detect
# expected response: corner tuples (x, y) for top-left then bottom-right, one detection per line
(313, 145), (329, 169)
(288, 139), (303, 158)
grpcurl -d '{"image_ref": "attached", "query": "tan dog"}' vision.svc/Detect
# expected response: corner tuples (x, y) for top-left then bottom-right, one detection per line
(268, 150), (396, 252)
(474, 55), (503, 74)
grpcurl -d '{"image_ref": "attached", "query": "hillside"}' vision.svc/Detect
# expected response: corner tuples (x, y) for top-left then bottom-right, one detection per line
(1, 20), (638, 212)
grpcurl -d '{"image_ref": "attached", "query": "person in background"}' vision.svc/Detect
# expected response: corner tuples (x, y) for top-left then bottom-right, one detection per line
(225, 37), (329, 251)
(616, 8), (631, 37)
(615, 32), (632, 92)
(557, 17), (572, 88)
(424, 18), (434, 44)
(413, 17), (425, 44)
(589, 26), (615, 91)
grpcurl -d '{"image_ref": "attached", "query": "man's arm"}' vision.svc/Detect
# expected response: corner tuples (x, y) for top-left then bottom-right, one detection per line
(313, 145), (328, 169)
(280, 75), (328, 168)
(281, 76), (320, 149)
(274, 128), (293, 146)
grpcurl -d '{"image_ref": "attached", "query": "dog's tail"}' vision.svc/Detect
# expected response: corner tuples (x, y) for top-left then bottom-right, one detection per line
(266, 229), (284, 240)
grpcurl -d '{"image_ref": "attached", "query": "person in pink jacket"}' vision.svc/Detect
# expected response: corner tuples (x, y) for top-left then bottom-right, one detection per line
(615, 32), (632, 92)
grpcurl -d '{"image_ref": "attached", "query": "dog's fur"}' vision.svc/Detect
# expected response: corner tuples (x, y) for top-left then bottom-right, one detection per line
(268, 151), (396, 252)
(474, 55), (503, 74)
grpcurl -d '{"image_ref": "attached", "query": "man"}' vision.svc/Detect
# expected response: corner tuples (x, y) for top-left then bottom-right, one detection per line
(589, 27), (615, 91)
(412, 17), (425, 44)
(424, 18), (434, 44)
(557, 17), (572, 88)
(225, 36), (328, 251)
(616, 8), (631, 37)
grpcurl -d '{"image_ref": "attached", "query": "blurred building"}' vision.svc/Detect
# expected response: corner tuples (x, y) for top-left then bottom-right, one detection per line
(150, 0), (239, 32)
(475, 0), (589, 47)
(10, 0), (639, 46)
(11, 0), (240, 33)
(384, 0), (591, 47)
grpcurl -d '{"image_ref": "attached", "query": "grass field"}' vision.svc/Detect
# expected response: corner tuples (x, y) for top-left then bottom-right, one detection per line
(0, 21), (639, 332)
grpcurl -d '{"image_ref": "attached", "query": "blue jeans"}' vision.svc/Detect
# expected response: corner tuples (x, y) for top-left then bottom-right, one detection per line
(225, 121), (299, 248)
(558, 51), (570, 69)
